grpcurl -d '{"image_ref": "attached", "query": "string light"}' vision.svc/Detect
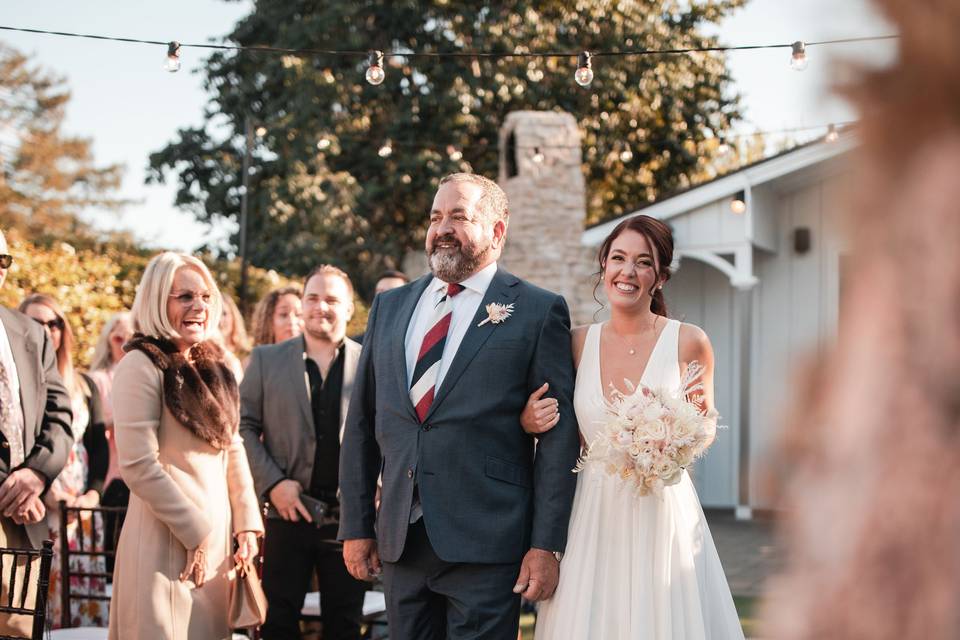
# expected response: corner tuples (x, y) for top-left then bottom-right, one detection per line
(575, 52), (594, 87)
(446, 145), (463, 161)
(378, 141), (393, 157)
(365, 50), (386, 86)
(164, 41), (181, 72)
(317, 138), (331, 150)
(255, 126), (267, 137)
(790, 41), (808, 71)
(532, 147), (545, 164)
(619, 148), (634, 162)
(824, 124), (839, 142)
(730, 190), (746, 214)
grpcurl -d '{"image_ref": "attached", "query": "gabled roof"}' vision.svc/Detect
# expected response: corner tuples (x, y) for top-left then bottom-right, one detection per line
(582, 132), (856, 246)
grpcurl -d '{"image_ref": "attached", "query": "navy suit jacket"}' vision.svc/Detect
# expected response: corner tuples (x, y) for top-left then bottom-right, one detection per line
(338, 267), (580, 564)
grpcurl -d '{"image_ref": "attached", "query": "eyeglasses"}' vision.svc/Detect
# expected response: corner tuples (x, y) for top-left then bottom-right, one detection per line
(32, 317), (64, 331)
(168, 291), (214, 308)
(0, 255), (13, 269)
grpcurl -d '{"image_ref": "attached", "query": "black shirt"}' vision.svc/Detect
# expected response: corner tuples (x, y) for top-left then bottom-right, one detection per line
(304, 345), (344, 499)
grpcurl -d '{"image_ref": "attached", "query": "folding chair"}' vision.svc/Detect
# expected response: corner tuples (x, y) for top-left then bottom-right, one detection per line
(0, 538), (54, 640)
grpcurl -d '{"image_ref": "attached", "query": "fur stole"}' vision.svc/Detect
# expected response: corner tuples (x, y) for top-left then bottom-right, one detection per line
(124, 334), (238, 449)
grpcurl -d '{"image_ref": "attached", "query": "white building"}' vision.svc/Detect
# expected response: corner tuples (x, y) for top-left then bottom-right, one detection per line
(582, 134), (855, 516)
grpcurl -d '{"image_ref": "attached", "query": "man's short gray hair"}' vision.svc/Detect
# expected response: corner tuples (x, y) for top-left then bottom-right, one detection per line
(439, 173), (509, 223)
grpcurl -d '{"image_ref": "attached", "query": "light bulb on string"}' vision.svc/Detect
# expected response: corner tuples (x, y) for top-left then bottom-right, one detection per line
(730, 190), (747, 215)
(255, 126), (267, 138)
(790, 41), (808, 71)
(164, 41), (181, 72)
(619, 148), (634, 163)
(717, 141), (731, 155)
(447, 145), (463, 162)
(378, 141), (393, 158)
(574, 52), (594, 87)
(317, 138), (331, 150)
(825, 124), (839, 143)
(365, 50), (386, 86)
(531, 147), (545, 164)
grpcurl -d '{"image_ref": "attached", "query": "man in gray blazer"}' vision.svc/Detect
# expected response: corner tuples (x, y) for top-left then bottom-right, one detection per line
(0, 230), (73, 636)
(339, 173), (580, 639)
(240, 265), (367, 640)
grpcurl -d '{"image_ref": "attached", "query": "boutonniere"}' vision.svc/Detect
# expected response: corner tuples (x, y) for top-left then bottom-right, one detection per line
(478, 302), (515, 327)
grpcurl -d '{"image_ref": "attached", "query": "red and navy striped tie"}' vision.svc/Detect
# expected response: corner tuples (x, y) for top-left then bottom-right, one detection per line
(409, 282), (465, 422)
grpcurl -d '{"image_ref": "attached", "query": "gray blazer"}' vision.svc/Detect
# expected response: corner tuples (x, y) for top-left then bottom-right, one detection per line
(338, 268), (580, 564)
(239, 336), (360, 518)
(0, 306), (73, 548)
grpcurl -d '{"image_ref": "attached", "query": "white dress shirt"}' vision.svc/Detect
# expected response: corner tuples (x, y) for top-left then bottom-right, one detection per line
(0, 315), (27, 464)
(404, 261), (498, 390)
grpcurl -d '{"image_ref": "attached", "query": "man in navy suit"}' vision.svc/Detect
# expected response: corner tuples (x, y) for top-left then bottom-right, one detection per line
(339, 173), (580, 639)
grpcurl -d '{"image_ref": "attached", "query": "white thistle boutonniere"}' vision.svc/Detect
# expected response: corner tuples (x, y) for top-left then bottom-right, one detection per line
(478, 302), (515, 327)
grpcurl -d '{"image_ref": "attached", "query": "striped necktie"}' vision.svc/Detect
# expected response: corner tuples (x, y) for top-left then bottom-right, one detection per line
(409, 282), (465, 422)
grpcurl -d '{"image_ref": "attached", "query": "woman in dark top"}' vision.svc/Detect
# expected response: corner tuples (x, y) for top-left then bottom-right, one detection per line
(19, 293), (109, 627)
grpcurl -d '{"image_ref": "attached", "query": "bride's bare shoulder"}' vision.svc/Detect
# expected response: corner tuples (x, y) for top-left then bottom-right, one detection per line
(571, 325), (591, 368)
(677, 321), (712, 363)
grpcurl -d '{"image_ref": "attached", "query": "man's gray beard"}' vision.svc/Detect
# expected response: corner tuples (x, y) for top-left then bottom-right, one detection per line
(428, 245), (489, 283)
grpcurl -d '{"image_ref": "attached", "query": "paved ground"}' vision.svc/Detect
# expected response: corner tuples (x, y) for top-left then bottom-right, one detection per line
(705, 509), (784, 598)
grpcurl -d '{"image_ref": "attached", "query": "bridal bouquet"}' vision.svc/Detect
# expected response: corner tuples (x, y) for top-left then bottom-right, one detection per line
(574, 361), (719, 496)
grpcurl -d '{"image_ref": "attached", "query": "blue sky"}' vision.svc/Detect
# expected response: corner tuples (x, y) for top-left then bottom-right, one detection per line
(0, 1), (895, 252)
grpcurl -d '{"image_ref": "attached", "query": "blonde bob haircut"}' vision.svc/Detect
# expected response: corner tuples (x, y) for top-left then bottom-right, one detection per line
(131, 252), (223, 342)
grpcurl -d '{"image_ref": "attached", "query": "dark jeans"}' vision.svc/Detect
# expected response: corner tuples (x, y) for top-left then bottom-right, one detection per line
(261, 518), (367, 640)
(382, 520), (522, 640)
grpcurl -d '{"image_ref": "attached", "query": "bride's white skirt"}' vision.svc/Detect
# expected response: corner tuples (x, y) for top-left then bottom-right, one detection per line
(534, 468), (745, 640)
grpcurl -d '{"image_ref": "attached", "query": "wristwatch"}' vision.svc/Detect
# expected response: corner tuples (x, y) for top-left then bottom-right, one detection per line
(552, 550), (564, 562)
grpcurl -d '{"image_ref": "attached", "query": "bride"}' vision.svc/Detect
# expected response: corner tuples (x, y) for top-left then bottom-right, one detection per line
(524, 214), (745, 640)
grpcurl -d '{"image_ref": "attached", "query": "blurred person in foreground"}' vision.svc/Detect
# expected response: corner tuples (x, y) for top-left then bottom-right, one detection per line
(250, 285), (303, 347)
(0, 230), (73, 636)
(108, 252), (263, 640)
(760, 3), (960, 639)
(19, 293), (109, 627)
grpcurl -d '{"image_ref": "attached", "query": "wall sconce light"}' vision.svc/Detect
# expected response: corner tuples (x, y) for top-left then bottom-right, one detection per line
(730, 190), (747, 215)
(794, 227), (812, 254)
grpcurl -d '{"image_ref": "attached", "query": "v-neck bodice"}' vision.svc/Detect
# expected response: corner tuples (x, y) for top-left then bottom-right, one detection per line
(574, 319), (681, 442)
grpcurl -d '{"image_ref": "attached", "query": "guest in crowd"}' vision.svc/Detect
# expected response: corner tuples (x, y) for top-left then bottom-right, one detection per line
(0, 232), (73, 637)
(218, 293), (250, 380)
(19, 293), (109, 627)
(250, 285), (303, 347)
(241, 265), (366, 640)
(87, 311), (134, 570)
(352, 270), (409, 344)
(108, 252), (263, 640)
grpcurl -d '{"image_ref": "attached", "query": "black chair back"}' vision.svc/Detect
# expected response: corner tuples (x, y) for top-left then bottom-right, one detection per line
(57, 502), (126, 629)
(0, 539), (53, 640)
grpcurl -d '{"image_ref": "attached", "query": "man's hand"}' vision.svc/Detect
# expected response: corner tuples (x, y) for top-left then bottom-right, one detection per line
(512, 548), (559, 601)
(343, 538), (381, 581)
(520, 383), (560, 435)
(268, 479), (312, 523)
(11, 495), (45, 525)
(0, 468), (46, 517)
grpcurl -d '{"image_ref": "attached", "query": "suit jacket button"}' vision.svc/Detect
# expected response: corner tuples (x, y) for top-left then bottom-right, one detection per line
(407, 468), (414, 479)
(422, 423), (431, 432)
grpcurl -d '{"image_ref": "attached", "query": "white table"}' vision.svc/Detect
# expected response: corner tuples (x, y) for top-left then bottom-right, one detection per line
(301, 590), (386, 618)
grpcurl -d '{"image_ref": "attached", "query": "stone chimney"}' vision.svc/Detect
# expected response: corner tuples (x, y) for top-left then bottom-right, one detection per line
(497, 111), (597, 324)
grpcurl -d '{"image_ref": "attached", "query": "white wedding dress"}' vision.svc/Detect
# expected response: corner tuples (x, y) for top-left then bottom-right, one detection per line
(535, 320), (745, 640)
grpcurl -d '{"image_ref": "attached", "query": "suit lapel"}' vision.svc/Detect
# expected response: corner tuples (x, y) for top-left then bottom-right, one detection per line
(284, 338), (313, 427)
(426, 268), (520, 420)
(393, 275), (434, 422)
(339, 339), (360, 443)
(2, 309), (39, 451)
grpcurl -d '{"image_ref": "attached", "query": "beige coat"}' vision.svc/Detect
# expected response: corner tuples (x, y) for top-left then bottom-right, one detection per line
(108, 350), (263, 640)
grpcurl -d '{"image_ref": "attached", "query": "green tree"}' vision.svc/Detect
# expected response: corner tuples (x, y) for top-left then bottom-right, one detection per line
(148, 0), (745, 292)
(0, 44), (129, 248)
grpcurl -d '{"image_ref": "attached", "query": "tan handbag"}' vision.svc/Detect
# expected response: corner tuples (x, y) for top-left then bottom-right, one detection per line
(228, 559), (268, 629)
